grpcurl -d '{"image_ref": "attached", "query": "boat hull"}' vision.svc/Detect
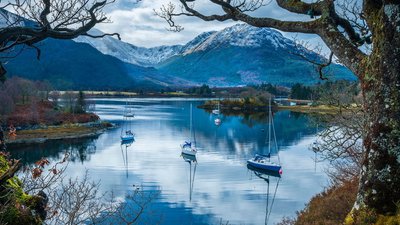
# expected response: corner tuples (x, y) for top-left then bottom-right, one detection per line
(247, 159), (281, 172)
(181, 146), (197, 156)
(247, 164), (281, 177)
(121, 135), (135, 141)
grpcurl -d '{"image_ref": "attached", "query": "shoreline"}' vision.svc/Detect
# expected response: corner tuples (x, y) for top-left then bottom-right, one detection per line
(5, 121), (114, 147)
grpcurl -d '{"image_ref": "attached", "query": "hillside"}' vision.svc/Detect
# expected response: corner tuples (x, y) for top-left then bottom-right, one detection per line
(4, 39), (171, 90)
(157, 24), (355, 86)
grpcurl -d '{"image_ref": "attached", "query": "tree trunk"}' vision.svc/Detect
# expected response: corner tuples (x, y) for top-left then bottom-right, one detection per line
(357, 5), (400, 213)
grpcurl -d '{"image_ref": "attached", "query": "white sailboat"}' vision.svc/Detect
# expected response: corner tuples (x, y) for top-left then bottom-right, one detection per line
(212, 101), (221, 115)
(123, 100), (135, 118)
(121, 100), (135, 141)
(247, 97), (282, 173)
(181, 103), (197, 156)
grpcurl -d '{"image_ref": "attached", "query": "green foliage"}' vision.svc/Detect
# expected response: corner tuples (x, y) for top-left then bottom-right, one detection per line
(186, 84), (212, 96)
(252, 83), (290, 96)
(0, 155), (42, 224)
(290, 83), (314, 100)
(75, 91), (86, 114)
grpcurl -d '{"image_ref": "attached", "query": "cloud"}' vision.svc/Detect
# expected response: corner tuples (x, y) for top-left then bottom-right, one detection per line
(97, 0), (327, 53)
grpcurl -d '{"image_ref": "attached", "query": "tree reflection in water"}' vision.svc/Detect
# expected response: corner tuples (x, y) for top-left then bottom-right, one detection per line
(9, 136), (100, 165)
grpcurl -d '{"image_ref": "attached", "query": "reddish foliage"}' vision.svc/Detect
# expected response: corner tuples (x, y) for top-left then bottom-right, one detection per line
(6, 100), (99, 126)
(35, 158), (50, 168)
(32, 167), (43, 179)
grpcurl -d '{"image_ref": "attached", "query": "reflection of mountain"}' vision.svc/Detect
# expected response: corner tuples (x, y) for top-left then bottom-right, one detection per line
(168, 102), (317, 158)
(10, 136), (99, 164)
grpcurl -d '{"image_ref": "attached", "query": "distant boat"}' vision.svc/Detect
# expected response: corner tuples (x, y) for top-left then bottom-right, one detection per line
(248, 97), (282, 172)
(214, 118), (221, 126)
(123, 100), (135, 118)
(181, 103), (197, 156)
(212, 101), (220, 115)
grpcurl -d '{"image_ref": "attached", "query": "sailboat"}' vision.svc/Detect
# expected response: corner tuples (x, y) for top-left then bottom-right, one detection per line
(123, 100), (135, 118)
(182, 153), (197, 201)
(247, 164), (281, 225)
(212, 101), (221, 115)
(247, 97), (282, 173)
(120, 100), (135, 141)
(181, 103), (197, 156)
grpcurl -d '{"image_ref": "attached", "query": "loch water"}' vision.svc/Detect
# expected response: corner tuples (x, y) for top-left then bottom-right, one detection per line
(12, 98), (328, 225)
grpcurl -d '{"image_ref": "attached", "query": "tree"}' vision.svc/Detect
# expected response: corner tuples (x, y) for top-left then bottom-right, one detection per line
(158, 0), (400, 215)
(0, 0), (120, 82)
(75, 91), (87, 113)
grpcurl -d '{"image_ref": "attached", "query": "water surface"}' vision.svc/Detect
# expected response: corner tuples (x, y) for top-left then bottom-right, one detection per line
(12, 98), (327, 225)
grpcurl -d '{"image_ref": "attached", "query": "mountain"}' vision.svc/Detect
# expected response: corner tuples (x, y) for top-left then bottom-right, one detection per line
(3, 38), (184, 90)
(75, 29), (215, 67)
(157, 24), (355, 86)
(76, 24), (355, 86)
(1, 10), (190, 90)
(2, 9), (355, 89)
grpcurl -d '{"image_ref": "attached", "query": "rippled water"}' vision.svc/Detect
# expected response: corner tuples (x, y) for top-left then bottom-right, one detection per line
(12, 98), (328, 225)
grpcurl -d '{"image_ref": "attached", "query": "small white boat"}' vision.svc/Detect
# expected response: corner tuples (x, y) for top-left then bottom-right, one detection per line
(212, 109), (220, 115)
(124, 112), (135, 118)
(181, 104), (197, 156)
(212, 101), (221, 115)
(121, 100), (135, 141)
(181, 141), (197, 156)
(214, 118), (221, 126)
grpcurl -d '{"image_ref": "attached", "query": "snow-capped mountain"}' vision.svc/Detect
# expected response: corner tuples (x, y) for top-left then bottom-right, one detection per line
(74, 29), (215, 67)
(182, 24), (296, 54)
(75, 24), (316, 68)
(2, 8), (355, 89)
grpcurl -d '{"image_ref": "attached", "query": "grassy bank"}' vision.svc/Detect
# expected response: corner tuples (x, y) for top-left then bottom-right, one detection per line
(5, 122), (112, 147)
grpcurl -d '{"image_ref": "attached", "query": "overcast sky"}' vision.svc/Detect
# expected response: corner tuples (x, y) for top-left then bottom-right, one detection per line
(96, 0), (329, 54)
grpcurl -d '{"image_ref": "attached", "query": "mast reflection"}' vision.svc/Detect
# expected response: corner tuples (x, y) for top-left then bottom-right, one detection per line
(182, 153), (197, 201)
(247, 164), (281, 225)
(121, 139), (134, 178)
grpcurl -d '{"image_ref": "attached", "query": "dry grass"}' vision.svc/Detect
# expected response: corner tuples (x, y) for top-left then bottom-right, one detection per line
(278, 179), (358, 225)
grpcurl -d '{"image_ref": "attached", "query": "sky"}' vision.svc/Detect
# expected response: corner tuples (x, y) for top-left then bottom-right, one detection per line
(96, 0), (330, 54)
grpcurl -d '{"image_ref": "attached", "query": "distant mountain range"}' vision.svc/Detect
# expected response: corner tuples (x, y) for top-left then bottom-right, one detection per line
(1, 10), (356, 90)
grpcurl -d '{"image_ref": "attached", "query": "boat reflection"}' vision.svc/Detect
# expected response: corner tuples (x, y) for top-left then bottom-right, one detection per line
(247, 164), (281, 225)
(182, 153), (197, 201)
(121, 139), (134, 178)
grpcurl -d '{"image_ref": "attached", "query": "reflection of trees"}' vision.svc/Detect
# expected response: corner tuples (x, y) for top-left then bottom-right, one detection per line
(10, 136), (99, 165)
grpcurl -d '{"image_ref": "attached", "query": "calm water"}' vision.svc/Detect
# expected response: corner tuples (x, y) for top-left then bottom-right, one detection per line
(12, 98), (328, 225)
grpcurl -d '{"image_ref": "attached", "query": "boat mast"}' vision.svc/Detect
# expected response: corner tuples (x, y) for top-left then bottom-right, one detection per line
(190, 103), (193, 142)
(268, 97), (272, 160)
